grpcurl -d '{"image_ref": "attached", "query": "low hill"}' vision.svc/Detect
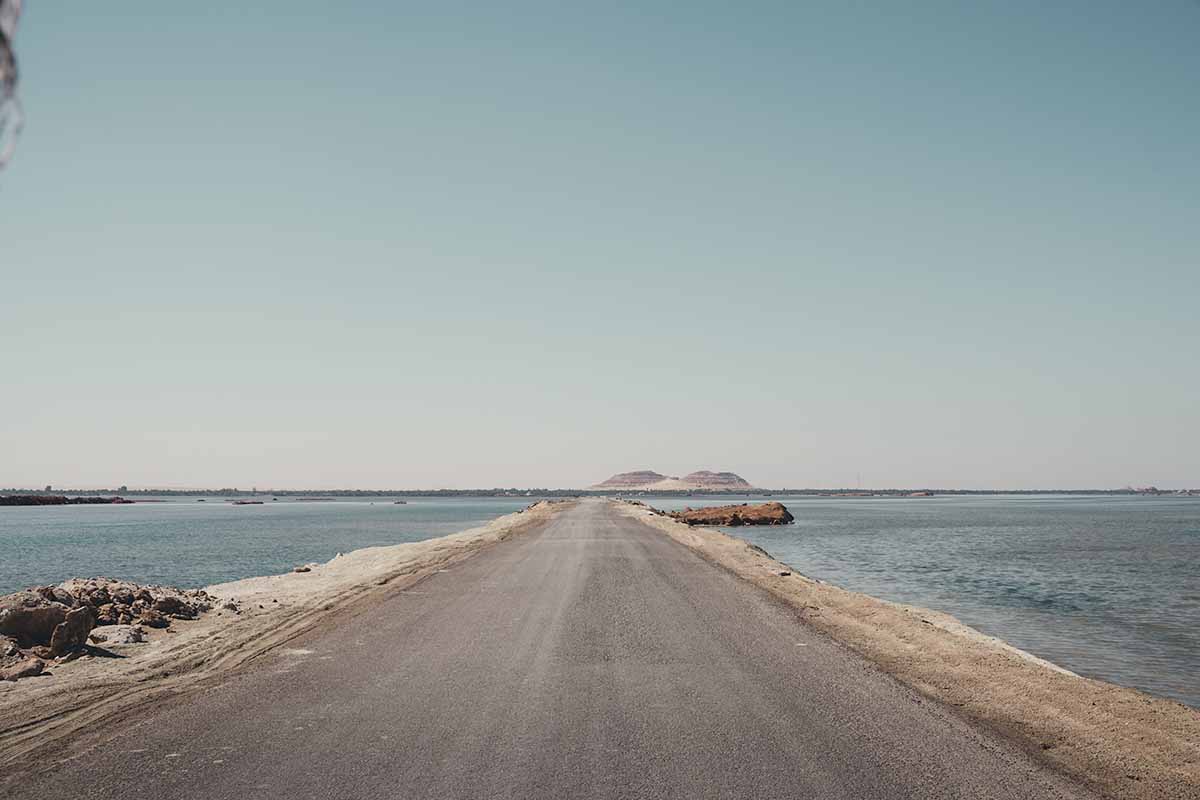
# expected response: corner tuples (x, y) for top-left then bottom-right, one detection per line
(681, 471), (754, 490)
(591, 471), (671, 489)
(590, 470), (756, 491)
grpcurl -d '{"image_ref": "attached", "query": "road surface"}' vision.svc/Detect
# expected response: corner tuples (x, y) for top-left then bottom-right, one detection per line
(10, 499), (1093, 799)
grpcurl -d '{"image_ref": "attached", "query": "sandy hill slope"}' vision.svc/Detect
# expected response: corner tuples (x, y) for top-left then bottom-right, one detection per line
(591, 471), (671, 489)
(680, 471), (754, 490)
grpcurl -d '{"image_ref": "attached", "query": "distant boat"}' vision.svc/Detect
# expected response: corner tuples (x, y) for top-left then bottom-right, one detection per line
(394, 500), (408, 505)
(197, 499), (206, 502)
(233, 500), (264, 505)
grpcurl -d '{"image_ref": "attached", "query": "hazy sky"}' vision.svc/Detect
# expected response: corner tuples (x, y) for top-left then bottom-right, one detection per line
(2, 2), (1197, 489)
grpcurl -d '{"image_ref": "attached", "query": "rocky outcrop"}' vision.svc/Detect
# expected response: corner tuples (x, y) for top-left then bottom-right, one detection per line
(670, 502), (794, 526)
(0, 578), (215, 681)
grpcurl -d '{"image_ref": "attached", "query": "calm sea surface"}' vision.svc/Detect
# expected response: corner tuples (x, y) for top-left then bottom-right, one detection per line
(652, 494), (1200, 709)
(1, 494), (1196, 708)
(0, 497), (543, 595)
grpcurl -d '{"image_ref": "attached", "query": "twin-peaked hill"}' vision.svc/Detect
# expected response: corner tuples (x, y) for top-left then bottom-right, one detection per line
(590, 470), (755, 491)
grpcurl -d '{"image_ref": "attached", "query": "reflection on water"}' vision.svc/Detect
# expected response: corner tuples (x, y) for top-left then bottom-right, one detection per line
(652, 494), (1200, 708)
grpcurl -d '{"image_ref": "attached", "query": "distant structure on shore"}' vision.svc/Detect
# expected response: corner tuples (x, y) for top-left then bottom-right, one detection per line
(591, 470), (755, 491)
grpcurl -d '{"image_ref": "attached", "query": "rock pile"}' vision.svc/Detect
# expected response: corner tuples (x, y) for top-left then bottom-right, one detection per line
(669, 502), (795, 527)
(0, 578), (215, 681)
(55, 578), (214, 628)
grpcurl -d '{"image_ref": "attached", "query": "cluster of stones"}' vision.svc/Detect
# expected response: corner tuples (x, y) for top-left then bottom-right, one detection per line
(0, 578), (216, 681)
(669, 502), (795, 526)
(56, 578), (214, 628)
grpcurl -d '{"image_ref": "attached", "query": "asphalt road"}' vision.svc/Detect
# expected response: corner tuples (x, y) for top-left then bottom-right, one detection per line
(12, 500), (1093, 799)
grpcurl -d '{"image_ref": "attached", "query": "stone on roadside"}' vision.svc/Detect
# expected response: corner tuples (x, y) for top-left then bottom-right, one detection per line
(153, 596), (187, 616)
(1, 657), (45, 682)
(0, 578), (223, 681)
(89, 624), (145, 645)
(0, 591), (70, 647)
(55, 578), (213, 626)
(49, 606), (95, 655)
(137, 610), (170, 629)
(95, 603), (119, 625)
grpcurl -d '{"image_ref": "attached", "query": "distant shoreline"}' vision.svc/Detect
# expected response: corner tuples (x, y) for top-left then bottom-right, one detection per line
(2, 487), (1195, 498)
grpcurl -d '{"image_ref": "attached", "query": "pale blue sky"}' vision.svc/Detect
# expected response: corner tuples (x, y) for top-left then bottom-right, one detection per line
(1, 2), (1197, 489)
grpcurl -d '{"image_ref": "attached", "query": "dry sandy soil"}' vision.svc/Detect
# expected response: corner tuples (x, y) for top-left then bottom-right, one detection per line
(0, 500), (571, 772)
(615, 500), (1200, 800)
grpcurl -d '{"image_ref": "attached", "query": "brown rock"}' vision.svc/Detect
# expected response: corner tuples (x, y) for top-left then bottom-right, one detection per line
(669, 502), (795, 527)
(95, 603), (119, 625)
(153, 596), (187, 615)
(85, 586), (111, 607)
(1, 635), (20, 658)
(35, 585), (75, 607)
(0, 591), (70, 647)
(1, 657), (45, 682)
(49, 606), (95, 655)
(137, 610), (169, 629)
(5, 580), (212, 649)
(89, 624), (145, 645)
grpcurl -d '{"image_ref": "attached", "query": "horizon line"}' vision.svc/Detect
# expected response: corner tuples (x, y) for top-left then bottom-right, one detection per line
(2, 486), (1194, 495)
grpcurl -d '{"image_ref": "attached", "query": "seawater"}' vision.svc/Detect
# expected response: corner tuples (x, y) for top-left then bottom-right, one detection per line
(0, 496), (542, 595)
(652, 494), (1200, 709)
(2, 494), (1196, 709)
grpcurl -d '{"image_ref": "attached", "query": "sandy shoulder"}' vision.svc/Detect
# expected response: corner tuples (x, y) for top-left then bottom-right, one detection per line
(615, 500), (1200, 800)
(0, 500), (572, 778)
